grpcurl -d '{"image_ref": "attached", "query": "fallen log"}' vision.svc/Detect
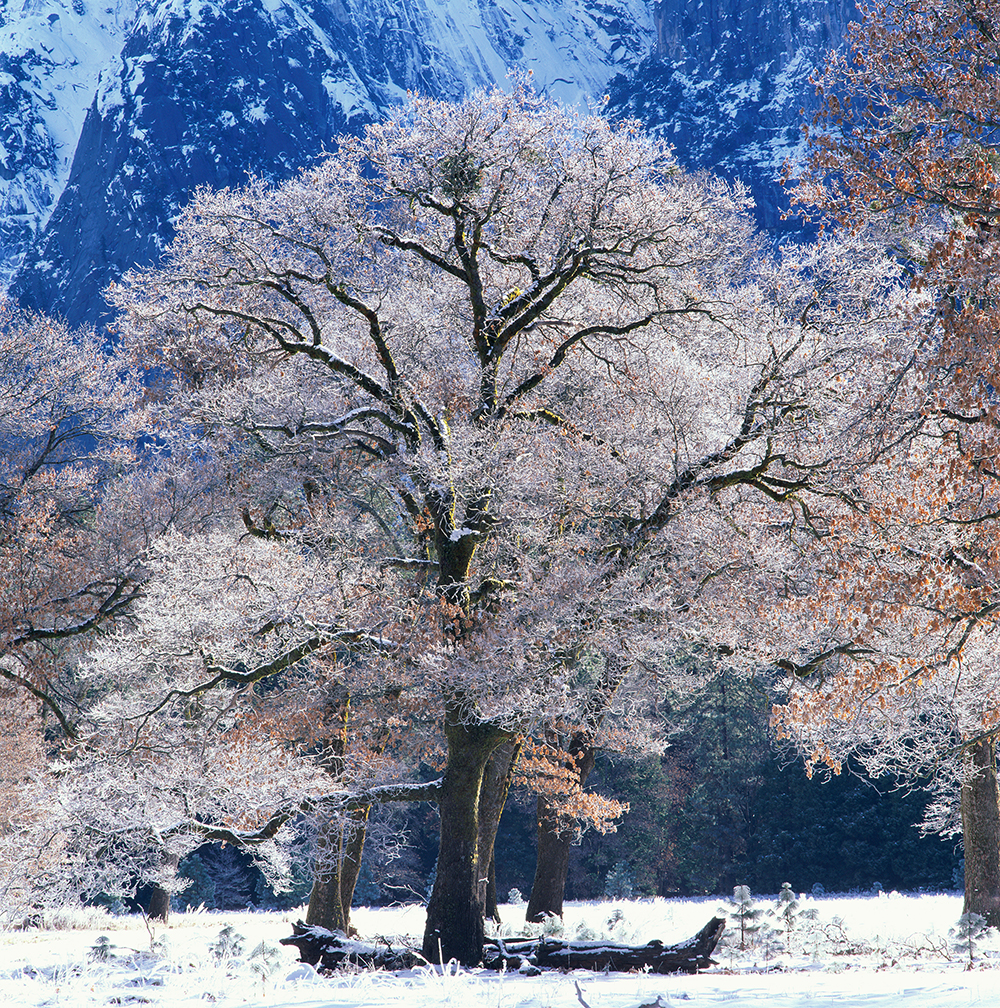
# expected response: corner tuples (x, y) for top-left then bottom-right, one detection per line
(279, 922), (421, 970)
(281, 915), (725, 974)
(483, 917), (725, 974)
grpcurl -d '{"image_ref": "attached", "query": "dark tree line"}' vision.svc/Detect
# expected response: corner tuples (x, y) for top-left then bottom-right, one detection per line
(171, 670), (959, 914)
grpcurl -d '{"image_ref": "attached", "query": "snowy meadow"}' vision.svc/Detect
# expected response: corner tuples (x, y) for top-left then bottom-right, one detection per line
(1, 893), (998, 1008)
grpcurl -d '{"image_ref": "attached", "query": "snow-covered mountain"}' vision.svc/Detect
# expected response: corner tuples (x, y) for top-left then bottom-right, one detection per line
(608, 0), (855, 236)
(1, 0), (854, 326)
(0, 0), (137, 287)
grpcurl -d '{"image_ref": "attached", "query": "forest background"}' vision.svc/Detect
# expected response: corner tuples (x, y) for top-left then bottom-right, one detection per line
(168, 672), (960, 917)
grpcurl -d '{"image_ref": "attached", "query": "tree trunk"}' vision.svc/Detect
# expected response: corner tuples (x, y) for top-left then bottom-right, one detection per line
(306, 803), (371, 934)
(962, 735), (1000, 927)
(477, 739), (521, 922)
(146, 851), (180, 923)
(422, 716), (513, 965)
(306, 683), (360, 933)
(339, 805), (370, 929)
(526, 735), (597, 922)
(305, 817), (349, 934)
(146, 885), (171, 923)
(525, 796), (574, 922)
(484, 852), (499, 923)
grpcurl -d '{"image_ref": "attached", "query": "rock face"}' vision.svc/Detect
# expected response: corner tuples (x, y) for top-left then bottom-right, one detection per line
(609, 0), (856, 231)
(2, 0), (855, 326)
(0, 0), (136, 289)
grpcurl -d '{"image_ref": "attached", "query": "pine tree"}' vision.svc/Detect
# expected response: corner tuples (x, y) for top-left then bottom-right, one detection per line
(209, 925), (245, 963)
(174, 850), (217, 911)
(771, 882), (818, 951)
(204, 845), (254, 910)
(89, 936), (115, 963)
(950, 912), (990, 970)
(603, 861), (635, 900)
(248, 941), (283, 993)
(720, 885), (766, 950)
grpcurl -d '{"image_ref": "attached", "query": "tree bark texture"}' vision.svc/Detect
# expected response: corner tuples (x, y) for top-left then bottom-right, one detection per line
(422, 716), (514, 965)
(477, 739), (521, 922)
(962, 735), (1000, 928)
(526, 735), (597, 922)
(305, 863), (347, 934)
(146, 851), (180, 923)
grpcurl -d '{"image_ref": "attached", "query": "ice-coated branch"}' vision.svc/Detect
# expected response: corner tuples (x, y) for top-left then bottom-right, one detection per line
(179, 778), (444, 848)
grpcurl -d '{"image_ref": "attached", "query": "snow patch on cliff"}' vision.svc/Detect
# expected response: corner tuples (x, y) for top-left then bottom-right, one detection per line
(0, 0), (137, 284)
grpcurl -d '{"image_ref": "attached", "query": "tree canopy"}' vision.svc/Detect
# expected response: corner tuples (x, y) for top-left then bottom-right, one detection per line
(781, 0), (1000, 926)
(0, 75), (923, 954)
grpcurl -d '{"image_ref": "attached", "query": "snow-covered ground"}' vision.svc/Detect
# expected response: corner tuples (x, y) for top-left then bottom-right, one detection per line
(1, 893), (998, 1008)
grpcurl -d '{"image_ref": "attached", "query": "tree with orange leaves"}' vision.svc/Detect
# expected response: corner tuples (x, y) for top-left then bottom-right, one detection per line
(522, 653), (636, 924)
(780, 0), (1000, 926)
(771, 450), (1000, 923)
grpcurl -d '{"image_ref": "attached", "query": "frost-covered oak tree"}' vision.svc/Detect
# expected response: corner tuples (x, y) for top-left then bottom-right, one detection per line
(0, 301), (259, 921)
(108, 80), (908, 962)
(0, 300), (142, 733)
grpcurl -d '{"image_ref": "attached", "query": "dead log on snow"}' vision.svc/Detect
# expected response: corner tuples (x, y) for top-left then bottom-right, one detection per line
(281, 916), (725, 974)
(483, 917), (725, 974)
(279, 921), (421, 970)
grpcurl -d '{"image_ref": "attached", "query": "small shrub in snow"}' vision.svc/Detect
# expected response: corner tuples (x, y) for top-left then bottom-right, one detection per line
(89, 935), (115, 962)
(719, 885), (767, 950)
(209, 924), (245, 963)
(507, 888), (525, 906)
(950, 912), (990, 969)
(522, 913), (565, 939)
(815, 915), (870, 957)
(41, 905), (122, 931)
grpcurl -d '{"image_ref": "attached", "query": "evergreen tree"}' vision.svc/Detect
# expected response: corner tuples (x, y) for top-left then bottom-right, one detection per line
(204, 845), (254, 911)
(771, 882), (818, 951)
(209, 925), (245, 963)
(89, 936), (115, 963)
(173, 850), (216, 911)
(720, 885), (766, 950)
(950, 912), (990, 969)
(603, 861), (635, 900)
